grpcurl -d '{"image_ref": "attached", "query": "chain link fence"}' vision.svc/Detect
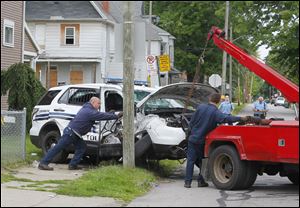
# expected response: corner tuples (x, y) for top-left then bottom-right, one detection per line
(1, 108), (26, 165)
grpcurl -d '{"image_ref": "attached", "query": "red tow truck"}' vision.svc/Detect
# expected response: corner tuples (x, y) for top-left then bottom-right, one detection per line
(205, 26), (299, 190)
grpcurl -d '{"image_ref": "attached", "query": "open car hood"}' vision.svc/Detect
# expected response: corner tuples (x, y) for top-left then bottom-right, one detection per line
(136, 82), (219, 109)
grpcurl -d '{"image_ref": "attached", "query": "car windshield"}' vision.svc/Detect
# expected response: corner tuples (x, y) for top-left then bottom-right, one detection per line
(144, 98), (186, 111)
(277, 97), (284, 100)
(134, 90), (152, 103)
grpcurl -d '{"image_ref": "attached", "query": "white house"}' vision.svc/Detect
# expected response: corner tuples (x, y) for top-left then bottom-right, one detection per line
(25, 1), (176, 88)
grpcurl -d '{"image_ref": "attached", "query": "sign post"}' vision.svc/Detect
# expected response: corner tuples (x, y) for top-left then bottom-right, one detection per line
(146, 55), (159, 87)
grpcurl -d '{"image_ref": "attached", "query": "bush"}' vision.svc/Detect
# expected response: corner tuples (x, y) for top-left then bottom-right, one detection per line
(1, 63), (46, 131)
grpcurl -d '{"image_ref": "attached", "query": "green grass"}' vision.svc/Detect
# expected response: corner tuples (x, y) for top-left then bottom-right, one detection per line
(54, 165), (156, 202)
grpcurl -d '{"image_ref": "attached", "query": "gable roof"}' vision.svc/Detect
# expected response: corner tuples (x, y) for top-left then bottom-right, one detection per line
(25, 1), (103, 21)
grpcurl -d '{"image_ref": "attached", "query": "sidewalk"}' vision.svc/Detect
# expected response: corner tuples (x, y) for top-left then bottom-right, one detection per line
(1, 163), (123, 207)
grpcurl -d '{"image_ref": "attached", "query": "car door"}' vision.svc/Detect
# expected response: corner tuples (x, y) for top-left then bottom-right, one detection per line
(56, 86), (101, 142)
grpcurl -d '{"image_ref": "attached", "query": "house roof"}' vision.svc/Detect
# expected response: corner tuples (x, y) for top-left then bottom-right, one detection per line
(25, 1), (103, 20)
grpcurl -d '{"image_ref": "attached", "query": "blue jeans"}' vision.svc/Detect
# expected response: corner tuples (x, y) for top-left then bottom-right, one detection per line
(185, 141), (205, 183)
(40, 127), (86, 166)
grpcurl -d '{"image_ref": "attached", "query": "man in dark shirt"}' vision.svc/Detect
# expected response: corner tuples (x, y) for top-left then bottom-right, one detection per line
(38, 97), (123, 171)
(184, 93), (249, 188)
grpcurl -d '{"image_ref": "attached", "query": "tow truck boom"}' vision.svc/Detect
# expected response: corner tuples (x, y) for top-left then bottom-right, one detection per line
(208, 26), (299, 103)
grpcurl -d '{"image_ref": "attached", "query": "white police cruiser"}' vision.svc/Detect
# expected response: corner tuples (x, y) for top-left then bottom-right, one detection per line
(30, 82), (217, 164)
(30, 83), (155, 163)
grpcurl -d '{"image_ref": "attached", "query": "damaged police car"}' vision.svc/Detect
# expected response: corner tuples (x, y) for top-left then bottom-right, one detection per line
(30, 83), (217, 163)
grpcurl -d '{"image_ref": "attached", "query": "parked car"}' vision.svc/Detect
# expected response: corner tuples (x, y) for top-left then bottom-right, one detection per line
(30, 82), (218, 163)
(274, 96), (285, 106)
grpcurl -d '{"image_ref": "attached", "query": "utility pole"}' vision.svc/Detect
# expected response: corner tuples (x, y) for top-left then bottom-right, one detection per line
(229, 24), (232, 101)
(123, 1), (135, 168)
(221, 1), (229, 95)
(147, 1), (152, 55)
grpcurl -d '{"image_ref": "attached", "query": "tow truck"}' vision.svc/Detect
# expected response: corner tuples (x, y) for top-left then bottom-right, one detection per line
(204, 26), (299, 190)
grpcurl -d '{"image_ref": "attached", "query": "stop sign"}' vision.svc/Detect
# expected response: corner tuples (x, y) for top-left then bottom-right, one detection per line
(209, 74), (222, 87)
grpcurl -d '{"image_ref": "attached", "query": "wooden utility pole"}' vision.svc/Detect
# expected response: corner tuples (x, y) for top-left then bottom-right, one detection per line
(221, 1), (229, 95)
(123, 1), (135, 168)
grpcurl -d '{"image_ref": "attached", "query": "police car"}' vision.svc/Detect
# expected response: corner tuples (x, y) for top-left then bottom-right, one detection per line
(30, 82), (217, 163)
(30, 83), (155, 163)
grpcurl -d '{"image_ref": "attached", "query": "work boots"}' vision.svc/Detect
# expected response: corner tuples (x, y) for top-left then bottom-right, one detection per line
(184, 181), (191, 188)
(198, 179), (209, 187)
(38, 163), (54, 171)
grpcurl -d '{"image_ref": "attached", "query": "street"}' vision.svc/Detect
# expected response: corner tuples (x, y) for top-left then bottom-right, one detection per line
(127, 103), (299, 207)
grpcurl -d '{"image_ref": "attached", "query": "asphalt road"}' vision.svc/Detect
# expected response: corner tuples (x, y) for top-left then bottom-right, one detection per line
(127, 103), (299, 207)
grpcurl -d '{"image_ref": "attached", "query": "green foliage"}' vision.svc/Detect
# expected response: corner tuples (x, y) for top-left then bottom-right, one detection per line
(147, 1), (298, 100)
(1, 63), (46, 131)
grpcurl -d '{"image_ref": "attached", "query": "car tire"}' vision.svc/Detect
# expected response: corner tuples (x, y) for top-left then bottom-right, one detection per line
(41, 130), (69, 163)
(209, 145), (248, 190)
(135, 134), (152, 158)
(287, 174), (299, 185)
(240, 162), (257, 189)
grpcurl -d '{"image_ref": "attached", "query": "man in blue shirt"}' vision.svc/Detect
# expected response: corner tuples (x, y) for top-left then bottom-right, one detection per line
(253, 96), (268, 119)
(184, 93), (248, 188)
(38, 97), (123, 171)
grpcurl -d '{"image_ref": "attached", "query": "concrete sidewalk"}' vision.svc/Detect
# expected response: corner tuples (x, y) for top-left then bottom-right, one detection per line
(1, 163), (123, 207)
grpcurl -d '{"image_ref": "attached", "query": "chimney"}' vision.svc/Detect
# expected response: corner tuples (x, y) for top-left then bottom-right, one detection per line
(102, 1), (109, 13)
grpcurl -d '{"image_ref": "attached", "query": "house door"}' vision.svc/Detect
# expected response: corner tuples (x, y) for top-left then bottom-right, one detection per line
(50, 66), (57, 88)
(45, 65), (58, 88)
(36, 63), (41, 80)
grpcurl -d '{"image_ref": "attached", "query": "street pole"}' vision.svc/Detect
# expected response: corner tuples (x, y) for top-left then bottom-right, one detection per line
(221, 1), (229, 95)
(229, 24), (232, 101)
(123, 1), (135, 168)
(147, 1), (152, 55)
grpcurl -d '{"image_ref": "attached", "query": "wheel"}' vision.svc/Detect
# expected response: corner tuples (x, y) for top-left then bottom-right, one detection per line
(135, 134), (152, 158)
(208, 145), (248, 190)
(287, 174), (299, 185)
(41, 130), (69, 163)
(240, 162), (257, 189)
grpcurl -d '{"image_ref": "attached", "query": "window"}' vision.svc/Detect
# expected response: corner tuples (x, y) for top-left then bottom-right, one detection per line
(61, 24), (80, 46)
(38, 90), (61, 105)
(105, 91), (123, 112)
(65, 27), (75, 45)
(58, 88), (99, 106)
(3, 19), (14, 47)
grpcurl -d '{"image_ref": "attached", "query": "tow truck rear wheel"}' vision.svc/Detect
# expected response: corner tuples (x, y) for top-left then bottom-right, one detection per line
(209, 145), (248, 190)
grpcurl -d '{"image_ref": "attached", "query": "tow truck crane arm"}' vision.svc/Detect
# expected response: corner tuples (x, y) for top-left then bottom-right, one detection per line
(207, 26), (299, 104)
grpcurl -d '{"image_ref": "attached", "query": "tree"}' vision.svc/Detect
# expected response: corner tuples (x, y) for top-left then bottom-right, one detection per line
(1, 63), (46, 131)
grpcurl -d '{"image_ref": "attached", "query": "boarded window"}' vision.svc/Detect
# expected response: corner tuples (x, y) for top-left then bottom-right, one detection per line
(61, 24), (80, 46)
(70, 65), (83, 84)
(3, 19), (14, 47)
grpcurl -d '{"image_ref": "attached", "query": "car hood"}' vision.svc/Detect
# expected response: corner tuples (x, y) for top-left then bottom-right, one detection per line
(136, 82), (219, 109)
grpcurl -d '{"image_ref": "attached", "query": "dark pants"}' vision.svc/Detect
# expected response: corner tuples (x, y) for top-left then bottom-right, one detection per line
(185, 141), (205, 183)
(40, 127), (86, 166)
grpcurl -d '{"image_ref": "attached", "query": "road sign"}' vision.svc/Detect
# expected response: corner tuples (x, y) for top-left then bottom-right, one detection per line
(146, 55), (158, 75)
(159, 55), (171, 72)
(209, 74), (222, 87)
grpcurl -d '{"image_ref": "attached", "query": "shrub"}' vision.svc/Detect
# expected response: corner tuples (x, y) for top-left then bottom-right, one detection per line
(1, 63), (46, 131)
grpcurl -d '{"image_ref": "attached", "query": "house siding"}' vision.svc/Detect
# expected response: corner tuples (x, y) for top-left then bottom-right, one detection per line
(24, 30), (38, 53)
(1, 1), (24, 110)
(1, 1), (24, 70)
(27, 22), (106, 58)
